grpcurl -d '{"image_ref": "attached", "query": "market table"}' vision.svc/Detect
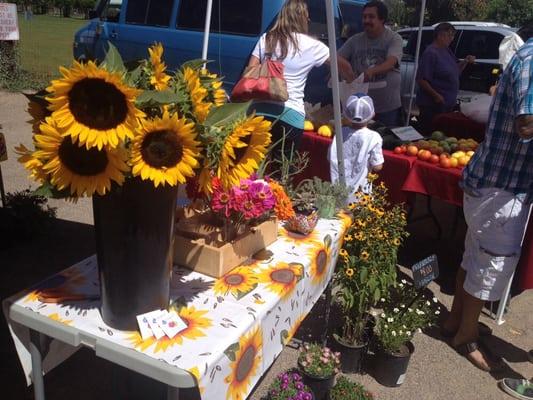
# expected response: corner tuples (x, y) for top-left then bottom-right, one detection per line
(298, 131), (533, 295)
(3, 217), (351, 400)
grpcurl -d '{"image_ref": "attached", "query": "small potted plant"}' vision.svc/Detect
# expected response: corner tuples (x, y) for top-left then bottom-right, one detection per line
(333, 174), (408, 373)
(297, 343), (340, 400)
(305, 177), (352, 219)
(266, 370), (314, 400)
(373, 280), (440, 387)
(285, 188), (319, 235)
(329, 376), (374, 400)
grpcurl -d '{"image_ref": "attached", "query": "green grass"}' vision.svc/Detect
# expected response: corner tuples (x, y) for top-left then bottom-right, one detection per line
(11, 14), (86, 88)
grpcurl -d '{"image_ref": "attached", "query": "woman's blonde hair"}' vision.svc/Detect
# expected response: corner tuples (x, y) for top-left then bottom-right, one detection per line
(265, 0), (309, 60)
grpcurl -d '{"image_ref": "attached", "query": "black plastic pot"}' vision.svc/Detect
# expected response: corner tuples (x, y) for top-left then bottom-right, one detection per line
(373, 341), (414, 387)
(298, 364), (335, 400)
(93, 178), (178, 330)
(332, 334), (369, 374)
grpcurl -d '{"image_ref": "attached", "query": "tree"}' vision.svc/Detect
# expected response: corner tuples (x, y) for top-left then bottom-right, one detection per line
(451, 0), (489, 21)
(486, 0), (533, 27)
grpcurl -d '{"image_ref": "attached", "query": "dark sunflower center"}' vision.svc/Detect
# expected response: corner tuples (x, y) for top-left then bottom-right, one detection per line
(58, 137), (108, 176)
(235, 345), (256, 382)
(68, 78), (129, 130)
(271, 269), (295, 284)
(225, 274), (244, 286)
(232, 133), (252, 164)
(316, 250), (327, 274)
(141, 130), (183, 168)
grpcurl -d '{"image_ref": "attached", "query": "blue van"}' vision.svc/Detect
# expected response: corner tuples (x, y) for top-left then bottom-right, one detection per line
(74, 0), (367, 102)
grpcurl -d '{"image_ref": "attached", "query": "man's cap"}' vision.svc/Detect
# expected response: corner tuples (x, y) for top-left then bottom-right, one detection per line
(343, 94), (375, 124)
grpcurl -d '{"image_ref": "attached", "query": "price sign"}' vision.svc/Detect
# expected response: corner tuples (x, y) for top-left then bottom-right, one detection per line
(0, 3), (19, 40)
(411, 254), (439, 289)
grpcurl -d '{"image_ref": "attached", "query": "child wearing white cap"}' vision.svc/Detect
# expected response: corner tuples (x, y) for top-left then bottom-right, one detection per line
(329, 94), (384, 203)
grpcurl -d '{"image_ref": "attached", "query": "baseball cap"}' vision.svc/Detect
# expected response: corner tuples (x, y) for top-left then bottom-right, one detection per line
(343, 94), (375, 124)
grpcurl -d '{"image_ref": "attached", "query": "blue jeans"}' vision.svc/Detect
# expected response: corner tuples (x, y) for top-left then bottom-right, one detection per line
(375, 107), (403, 127)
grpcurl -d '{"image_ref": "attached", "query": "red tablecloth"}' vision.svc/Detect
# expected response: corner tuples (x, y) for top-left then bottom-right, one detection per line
(432, 112), (486, 143)
(402, 159), (464, 207)
(378, 150), (416, 204)
(298, 131), (331, 182)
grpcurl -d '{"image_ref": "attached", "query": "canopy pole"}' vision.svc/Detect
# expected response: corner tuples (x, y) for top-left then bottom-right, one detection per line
(405, 0), (426, 126)
(201, 0), (214, 68)
(325, 0), (346, 186)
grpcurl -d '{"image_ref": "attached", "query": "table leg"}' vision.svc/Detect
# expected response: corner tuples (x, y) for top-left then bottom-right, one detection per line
(29, 329), (46, 400)
(321, 281), (333, 347)
(167, 386), (180, 400)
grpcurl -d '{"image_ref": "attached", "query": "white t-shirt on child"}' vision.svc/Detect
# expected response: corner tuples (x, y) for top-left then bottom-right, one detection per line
(252, 33), (330, 115)
(329, 126), (384, 202)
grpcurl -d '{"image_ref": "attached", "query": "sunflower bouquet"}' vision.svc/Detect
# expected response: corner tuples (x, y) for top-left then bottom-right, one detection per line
(334, 174), (408, 346)
(16, 43), (272, 199)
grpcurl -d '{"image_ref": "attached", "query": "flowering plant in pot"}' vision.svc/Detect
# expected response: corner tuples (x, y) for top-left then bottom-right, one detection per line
(15, 43), (272, 329)
(266, 370), (314, 400)
(373, 279), (440, 387)
(329, 376), (374, 400)
(333, 174), (408, 372)
(297, 343), (340, 400)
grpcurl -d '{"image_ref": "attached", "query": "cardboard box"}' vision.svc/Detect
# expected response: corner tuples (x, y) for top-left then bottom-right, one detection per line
(173, 218), (278, 278)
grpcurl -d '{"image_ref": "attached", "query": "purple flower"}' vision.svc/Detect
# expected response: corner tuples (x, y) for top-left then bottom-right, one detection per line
(292, 372), (302, 381)
(296, 382), (304, 390)
(303, 393), (312, 400)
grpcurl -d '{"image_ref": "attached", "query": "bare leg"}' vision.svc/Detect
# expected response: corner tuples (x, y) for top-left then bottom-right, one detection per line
(452, 290), (500, 371)
(442, 267), (466, 333)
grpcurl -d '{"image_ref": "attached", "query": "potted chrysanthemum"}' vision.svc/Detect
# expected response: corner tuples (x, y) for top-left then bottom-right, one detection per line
(297, 343), (340, 400)
(16, 43), (273, 329)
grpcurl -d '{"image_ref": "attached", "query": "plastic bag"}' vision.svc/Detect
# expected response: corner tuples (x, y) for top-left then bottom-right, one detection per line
(461, 94), (493, 124)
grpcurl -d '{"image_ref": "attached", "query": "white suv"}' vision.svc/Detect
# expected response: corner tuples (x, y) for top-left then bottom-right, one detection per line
(397, 22), (521, 112)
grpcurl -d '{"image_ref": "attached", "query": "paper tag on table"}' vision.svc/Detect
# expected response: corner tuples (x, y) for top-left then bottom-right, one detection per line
(157, 310), (188, 339)
(391, 126), (424, 141)
(137, 310), (162, 340)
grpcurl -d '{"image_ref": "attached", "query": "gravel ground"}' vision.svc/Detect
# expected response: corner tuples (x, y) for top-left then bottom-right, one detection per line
(1, 91), (531, 400)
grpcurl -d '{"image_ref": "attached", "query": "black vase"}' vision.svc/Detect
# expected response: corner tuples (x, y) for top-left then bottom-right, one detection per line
(373, 341), (414, 387)
(298, 364), (335, 400)
(93, 178), (178, 330)
(333, 334), (369, 374)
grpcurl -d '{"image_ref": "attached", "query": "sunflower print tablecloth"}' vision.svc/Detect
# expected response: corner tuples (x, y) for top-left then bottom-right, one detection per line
(4, 216), (350, 400)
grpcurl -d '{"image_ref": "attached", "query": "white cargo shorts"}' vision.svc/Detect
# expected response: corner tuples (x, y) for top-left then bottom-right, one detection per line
(461, 187), (530, 301)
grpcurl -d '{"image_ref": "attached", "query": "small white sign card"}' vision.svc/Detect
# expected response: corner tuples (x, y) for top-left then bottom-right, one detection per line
(0, 3), (20, 41)
(156, 310), (188, 339)
(391, 126), (424, 142)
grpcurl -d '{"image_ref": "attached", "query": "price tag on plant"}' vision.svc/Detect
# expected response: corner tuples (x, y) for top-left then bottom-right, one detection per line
(411, 254), (439, 289)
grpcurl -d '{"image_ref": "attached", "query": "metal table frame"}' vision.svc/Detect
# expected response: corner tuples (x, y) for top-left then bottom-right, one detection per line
(8, 304), (197, 400)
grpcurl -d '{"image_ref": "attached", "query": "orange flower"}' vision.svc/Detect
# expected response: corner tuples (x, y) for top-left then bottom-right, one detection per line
(268, 180), (295, 220)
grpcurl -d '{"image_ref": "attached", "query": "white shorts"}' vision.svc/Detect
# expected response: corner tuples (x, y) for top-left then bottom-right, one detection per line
(461, 187), (530, 301)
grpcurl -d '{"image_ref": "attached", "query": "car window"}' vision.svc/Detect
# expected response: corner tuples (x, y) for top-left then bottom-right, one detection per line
(456, 30), (503, 59)
(307, 0), (341, 41)
(177, 0), (263, 36)
(125, 0), (173, 27)
(403, 30), (433, 61)
(97, 0), (122, 22)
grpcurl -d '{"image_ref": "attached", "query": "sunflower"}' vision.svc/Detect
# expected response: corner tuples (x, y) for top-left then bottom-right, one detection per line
(32, 117), (128, 196)
(360, 250), (369, 261)
(148, 43), (171, 91)
(217, 115), (271, 190)
(130, 112), (201, 187)
(201, 68), (226, 107)
(345, 268), (354, 277)
(224, 326), (262, 400)
(15, 144), (48, 183)
(183, 66), (211, 123)
(46, 60), (144, 150)
(127, 306), (212, 353)
(308, 242), (331, 286)
(258, 262), (303, 300)
(283, 314), (305, 345)
(213, 265), (258, 298)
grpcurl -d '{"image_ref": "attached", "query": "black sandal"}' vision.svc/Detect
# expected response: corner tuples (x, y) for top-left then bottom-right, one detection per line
(440, 322), (493, 338)
(454, 340), (505, 372)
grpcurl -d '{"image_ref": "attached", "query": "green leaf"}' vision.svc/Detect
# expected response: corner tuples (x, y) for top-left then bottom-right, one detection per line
(101, 42), (126, 74)
(224, 342), (240, 362)
(360, 267), (368, 284)
(135, 90), (185, 107)
(126, 64), (142, 86)
(33, 183), (54, 198)
(373, 288), (381, 303)
(324, 234), (332, 249)
(204, 102), (251, 127)
(181, 59), (209, 71)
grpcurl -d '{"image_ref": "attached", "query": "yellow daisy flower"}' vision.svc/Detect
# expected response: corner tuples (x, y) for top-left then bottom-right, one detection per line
(344, 234), (353, 242)
(130, 111), (201, 187)
(393, 238), (401, 246)
(339, 249), (348, 257)
(360, 250), (369, 261)
(46, 60), (144, 150)
(345, 268), (354, 277)
(225, 326), (262, 400)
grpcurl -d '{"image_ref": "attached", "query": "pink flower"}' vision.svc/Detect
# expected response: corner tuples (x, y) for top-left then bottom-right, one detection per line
(211, 189), (232, 217)
(249, 181), (275, 212)
(235, 193), (262, 219)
